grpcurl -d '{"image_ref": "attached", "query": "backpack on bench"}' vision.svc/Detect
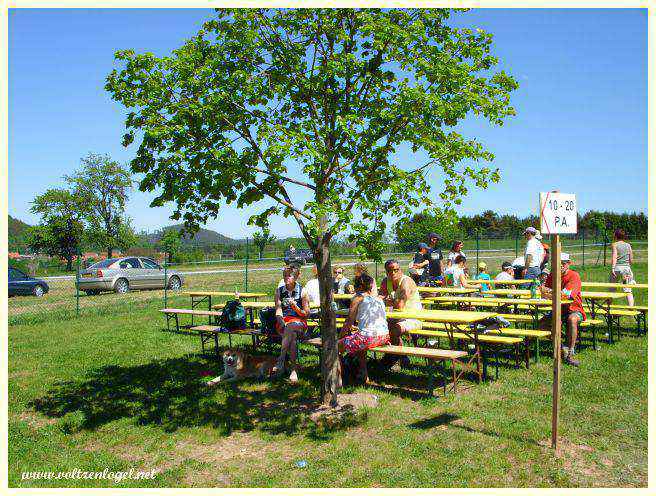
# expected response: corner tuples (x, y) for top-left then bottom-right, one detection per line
(220, 299), (246, 331)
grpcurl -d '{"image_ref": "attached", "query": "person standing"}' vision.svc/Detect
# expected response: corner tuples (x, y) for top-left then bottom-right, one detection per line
(447, 240), (465, 267)
(610, 229), (635, 306)
(409, 243), (429, 284)
(522, 227), (544, 287)
(413, 232), (444, 286)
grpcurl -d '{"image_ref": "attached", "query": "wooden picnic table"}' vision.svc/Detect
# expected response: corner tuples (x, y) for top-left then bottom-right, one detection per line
(581, 281), (648, 289)
(467, 279), (534, 286)
(485, 288), (629, 299)
(417, 286), (480, 295)
(425, 295), (571, 328)
(187, 290), (268, 324)
(337, 307), (498, 382)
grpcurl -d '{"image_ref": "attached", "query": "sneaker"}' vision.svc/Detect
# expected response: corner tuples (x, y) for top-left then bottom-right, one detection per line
(561, 346), (569, 360)
(272, 359), (285, 377)
(564, 353), (580, 367)
(288, 370), (299, 383)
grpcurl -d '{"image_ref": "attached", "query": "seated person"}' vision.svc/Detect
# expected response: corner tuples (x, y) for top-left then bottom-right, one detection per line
(301, 265), (321, 319)
(495, 261), (515, 282)
(539, 253), (586, 367)
(273, 265), (310, 383)
(278, 263), (301, 288)
(475, 261), (492, 293)
(450, 255), (477, 289)
(379, 259), (423, 369)
(338, 274), (390, 384)
(354, 262), (377, 296)
(333, 265), (354, 309)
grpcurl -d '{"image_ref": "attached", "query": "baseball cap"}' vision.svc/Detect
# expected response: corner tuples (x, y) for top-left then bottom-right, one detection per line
(524, 227), (538, 235)
(427, 232), (441, 241)
(418, 242), (429, 250)
(501, 261), (512, 270)
(561, 253), (571, 262)
(478, 261), (487, 270)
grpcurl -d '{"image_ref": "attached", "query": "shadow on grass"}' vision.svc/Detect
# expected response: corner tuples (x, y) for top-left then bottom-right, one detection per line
(30, 349), (364, 438)
(409, 412), (541, 446)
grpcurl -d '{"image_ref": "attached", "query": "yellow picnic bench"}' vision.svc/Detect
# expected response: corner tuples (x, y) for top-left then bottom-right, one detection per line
(304, 336), (469, 396)
(159, 308), (223, 332)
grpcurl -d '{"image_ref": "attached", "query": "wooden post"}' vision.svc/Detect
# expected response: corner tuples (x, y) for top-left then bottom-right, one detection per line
(551, 234), (562, 450)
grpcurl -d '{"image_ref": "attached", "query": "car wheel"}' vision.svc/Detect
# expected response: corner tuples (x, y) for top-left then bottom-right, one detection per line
(168, 276), (182, 290)
(114, 278), (129, 294)
(33, 285), (45, 297)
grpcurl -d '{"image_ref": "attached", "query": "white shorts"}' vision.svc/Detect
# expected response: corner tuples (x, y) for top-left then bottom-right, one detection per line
(610, 266), (635, 293)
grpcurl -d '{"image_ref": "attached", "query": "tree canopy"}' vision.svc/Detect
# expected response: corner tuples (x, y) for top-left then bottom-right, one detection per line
(66, 153), (134, 258)
(106, 8), (518, 404)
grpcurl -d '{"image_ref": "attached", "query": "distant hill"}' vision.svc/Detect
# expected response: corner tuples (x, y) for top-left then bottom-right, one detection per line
(8, 215), (32, 251)
(147, 224), (238, 246)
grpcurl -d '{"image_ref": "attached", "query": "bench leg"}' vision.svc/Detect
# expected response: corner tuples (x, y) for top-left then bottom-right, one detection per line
(494, 350), (499, 380)
(452, 359), (458, 394)
(175, 314), (180, 333)
(524, 339), (530, 369)
(592, 324), (598, 350)
(426, 362), (435, 398)
(200, 332), (206, 354)
(214, 332), (219, 355)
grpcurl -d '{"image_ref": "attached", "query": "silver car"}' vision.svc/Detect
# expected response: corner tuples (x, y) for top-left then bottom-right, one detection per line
(77, 257), (184, 295)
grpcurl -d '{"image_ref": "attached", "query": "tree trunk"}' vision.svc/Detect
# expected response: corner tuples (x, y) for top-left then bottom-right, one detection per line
(107, 248), (113, 259)
(316, 238), (340, 407)
(66, 256), (73, 272)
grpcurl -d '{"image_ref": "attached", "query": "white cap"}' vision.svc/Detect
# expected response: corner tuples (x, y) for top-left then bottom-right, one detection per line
(561, 252), (570, 262)
(524, 227), (538, 235)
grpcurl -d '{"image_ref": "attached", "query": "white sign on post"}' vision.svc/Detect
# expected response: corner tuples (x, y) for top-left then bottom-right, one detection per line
(539, 192), (577, 234)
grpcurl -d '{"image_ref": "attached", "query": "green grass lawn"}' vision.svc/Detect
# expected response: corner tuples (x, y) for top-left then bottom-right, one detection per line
(8, 262), (648, 487)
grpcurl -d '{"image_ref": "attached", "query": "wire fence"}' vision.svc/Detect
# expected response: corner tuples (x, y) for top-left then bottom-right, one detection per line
(8, 236), (649, 325)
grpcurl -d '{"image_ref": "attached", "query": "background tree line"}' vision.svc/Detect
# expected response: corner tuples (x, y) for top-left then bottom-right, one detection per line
(394, 209), (648, 252)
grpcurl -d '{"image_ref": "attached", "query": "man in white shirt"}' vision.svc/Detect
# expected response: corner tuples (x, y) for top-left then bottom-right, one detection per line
(522, 227), (544, 287)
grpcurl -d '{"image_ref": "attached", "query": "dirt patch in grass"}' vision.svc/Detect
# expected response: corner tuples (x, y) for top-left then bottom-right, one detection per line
(539, 437), (607, 486)
(15, 410), (58, 430)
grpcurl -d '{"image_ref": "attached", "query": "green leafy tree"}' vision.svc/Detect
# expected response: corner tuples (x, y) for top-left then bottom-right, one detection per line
(252, 228), (277, 260)
(84, 219), (139, 257)
(66, 153), (133, 258)
(394, 211), (459, 252)
(28, 189), (87, 271)
(159, 229), (183, 263)
(106, 8), (517, 405)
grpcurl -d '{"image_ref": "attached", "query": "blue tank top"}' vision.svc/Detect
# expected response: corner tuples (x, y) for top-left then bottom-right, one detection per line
(278, 282), (303, 317)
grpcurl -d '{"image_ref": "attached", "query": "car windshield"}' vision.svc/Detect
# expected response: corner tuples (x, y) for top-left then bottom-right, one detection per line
(89, 258), (120, 269)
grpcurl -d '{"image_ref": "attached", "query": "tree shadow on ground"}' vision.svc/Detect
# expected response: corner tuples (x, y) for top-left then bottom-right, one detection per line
(30, 349), (364, 438)
(408, 412), (541, 446)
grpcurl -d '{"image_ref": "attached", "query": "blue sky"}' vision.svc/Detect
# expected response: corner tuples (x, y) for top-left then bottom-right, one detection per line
(9, 8), (647, 238)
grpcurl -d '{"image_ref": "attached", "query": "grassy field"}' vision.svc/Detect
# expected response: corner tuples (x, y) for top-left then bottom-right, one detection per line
(8, 262), (648, 487)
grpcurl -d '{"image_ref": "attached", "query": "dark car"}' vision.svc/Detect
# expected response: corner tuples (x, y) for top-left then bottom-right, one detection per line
(284, 248), (314, 265)
(8, 267), (49, 297)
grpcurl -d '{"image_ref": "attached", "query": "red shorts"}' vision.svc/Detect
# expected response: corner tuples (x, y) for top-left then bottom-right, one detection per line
(340, 332), (390, 354)
(276, 316), (308, 337)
